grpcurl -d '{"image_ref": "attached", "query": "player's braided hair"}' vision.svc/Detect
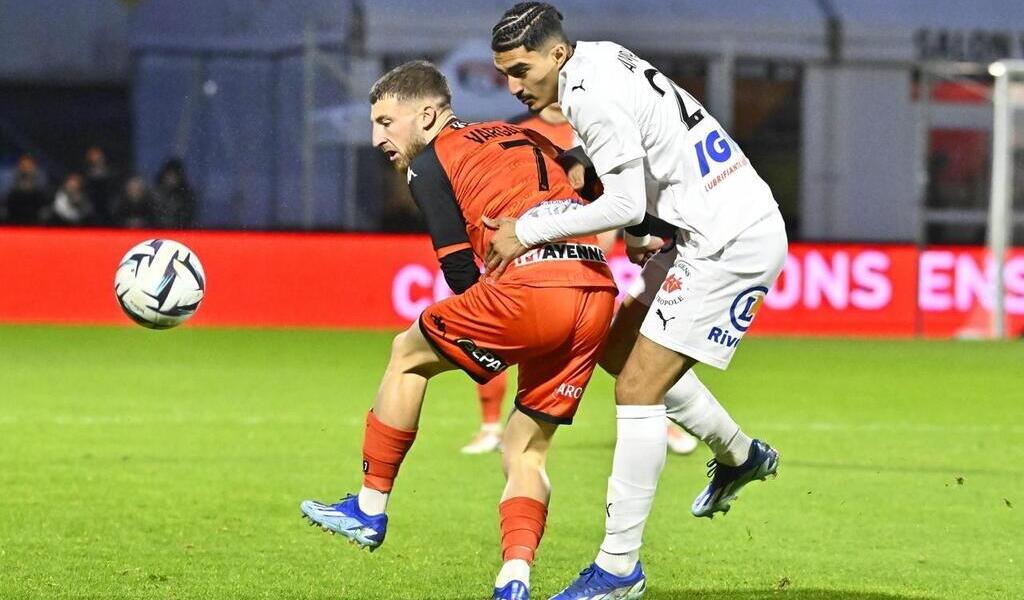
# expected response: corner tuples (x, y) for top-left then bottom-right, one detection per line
(368, 60), (451, 107)
(491, 2), (568, 52)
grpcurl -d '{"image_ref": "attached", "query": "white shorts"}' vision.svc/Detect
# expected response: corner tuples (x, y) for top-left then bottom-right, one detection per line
(635, 210), (787, 370)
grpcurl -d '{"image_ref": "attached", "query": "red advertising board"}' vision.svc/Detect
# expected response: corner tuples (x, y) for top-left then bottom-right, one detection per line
(0, 227), (1021, 337)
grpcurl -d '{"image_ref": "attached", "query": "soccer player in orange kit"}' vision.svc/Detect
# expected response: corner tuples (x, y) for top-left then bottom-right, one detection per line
(300, 61), (617, 600)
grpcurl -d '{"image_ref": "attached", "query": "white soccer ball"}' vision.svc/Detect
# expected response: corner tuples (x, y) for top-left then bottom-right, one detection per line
(114, 239), (206, 329)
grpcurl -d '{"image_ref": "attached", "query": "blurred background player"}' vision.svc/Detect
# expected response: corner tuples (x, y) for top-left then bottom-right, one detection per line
(300, 61), (618, 600)
(462, 103), (698, 456)
(462, 372), (508, 454)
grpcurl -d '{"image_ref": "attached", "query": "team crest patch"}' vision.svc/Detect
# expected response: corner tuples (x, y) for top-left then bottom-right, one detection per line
(661, 274), (683, 293)
(730, 286), (768, 332)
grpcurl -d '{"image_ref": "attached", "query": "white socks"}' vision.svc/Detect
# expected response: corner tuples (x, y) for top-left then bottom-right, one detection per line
(357, 486), (389, 516)
(495, 558), (530, 588)
(664, 371), (751, 466)
(597, 403), (667, 573)
(596, 548), (640, 577)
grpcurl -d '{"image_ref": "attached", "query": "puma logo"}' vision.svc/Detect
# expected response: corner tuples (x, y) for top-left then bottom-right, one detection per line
(606, 502), (612, 517)
(571, 79), (586, 92)
(655, 309), (675, 331)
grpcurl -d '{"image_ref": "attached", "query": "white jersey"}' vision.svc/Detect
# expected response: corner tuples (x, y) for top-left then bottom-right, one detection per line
(559, 41), (778, 256)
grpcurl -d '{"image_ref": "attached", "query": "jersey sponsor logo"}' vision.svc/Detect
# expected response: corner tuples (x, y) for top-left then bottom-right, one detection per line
(571, 79), (586, 92)
(730, 286), (768, 332)
(703, 156), (750, 193)
(694, 130), (733, 176)
(707, 326), (741, 348)
(520, 198), (585, 219)
(407, 167), (417, 184)
(556, 382), (584, 399)
(463, 125), (521, 144)
(455, 338), (508, 373)
(513, 243), (607, 267)
(693, 128), (751, 191)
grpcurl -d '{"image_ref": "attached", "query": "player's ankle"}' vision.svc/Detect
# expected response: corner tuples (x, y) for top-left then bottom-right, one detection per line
(481, 422), (502, 435)
(495, 558), (530, 588)
(357, 486), (389, 516)
(595, 549), (639, 577)
(715, 431), (753, 466)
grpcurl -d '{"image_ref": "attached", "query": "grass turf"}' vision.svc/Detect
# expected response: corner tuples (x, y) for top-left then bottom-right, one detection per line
(0, 325), (1021, 599)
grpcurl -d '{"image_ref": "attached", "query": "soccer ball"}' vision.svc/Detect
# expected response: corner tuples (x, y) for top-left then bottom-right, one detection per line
(114, 239), (206, 329)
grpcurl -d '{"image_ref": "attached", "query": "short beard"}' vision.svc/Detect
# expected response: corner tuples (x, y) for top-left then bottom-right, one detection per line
(394, 135), (427, 174)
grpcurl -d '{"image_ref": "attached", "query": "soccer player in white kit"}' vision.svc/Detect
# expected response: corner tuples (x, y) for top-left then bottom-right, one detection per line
(485, 4), (788, 599)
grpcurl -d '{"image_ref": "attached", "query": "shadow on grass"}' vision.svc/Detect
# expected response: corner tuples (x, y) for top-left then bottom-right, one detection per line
(644, 588), (939, 600)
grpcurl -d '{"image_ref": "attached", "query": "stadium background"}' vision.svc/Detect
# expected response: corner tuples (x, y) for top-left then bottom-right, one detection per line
(2, 0), (1023, 337)
(1, 2), (1023, 600)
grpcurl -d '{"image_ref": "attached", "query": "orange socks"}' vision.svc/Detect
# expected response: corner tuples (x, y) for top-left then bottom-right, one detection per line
(361, 411), (417, 492)
(499, 497), (548, 563)
(478, 372), (508, 425)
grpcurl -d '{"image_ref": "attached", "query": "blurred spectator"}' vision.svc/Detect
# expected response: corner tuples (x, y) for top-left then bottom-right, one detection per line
(83, 146), (117, 225)
(45, 173), (96, 226)
(153, 158), (197, 228)
(112, 175), (157, 229)
(3, 155), (50, 225)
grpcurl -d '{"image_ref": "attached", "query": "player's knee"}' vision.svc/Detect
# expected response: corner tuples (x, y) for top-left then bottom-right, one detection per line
(389, 330), (413, 362)
(614, 370), (659, 406)
(503, 443), (545, 475)
(598, 341), (627, 376)
(388, 328), (432, 371)
(600, 301), (644, 377)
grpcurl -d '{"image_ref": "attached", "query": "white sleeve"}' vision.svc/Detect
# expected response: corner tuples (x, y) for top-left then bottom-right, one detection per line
(514, 158), (646, 247)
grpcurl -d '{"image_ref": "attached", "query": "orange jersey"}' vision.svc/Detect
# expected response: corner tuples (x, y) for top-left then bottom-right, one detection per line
(509, 112), (576, 150)
(407, 118), (615, 290)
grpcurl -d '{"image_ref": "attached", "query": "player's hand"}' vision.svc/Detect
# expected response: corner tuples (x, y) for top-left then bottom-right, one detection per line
(565, 161), (586, 191)
(482, 216), (527, 279)
(627, 237), (669, 266)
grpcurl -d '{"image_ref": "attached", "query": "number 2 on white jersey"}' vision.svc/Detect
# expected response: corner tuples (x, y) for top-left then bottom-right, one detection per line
(643, 68), (705, 130)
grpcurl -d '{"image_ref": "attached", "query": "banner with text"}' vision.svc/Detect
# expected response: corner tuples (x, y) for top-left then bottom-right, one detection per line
(0, 228), (1021, 337)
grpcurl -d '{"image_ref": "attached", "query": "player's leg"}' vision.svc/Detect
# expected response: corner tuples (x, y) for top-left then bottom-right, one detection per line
(550, 334), (688, 600)
(601, 254), (702, 457)
(555, 217), (788, 596)
(493, 409), (557, 599)
(300, 321), (457, 549)
(681, 212), (788, 517)
(463, 372), (508, 454)
(496, 286), (615, 600)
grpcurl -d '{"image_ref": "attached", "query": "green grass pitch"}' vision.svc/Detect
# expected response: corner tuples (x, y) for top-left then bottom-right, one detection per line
(0, 325), (1021, 599)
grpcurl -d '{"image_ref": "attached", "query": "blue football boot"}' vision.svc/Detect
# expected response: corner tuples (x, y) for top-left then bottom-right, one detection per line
(691, 439), (779, 518)
(548, 562), (646, 600)
(493, 580), (529, 599)
(300, 494), (387, 551)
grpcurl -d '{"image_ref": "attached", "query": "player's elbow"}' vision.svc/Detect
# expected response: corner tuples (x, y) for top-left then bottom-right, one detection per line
(439, 248), (480, 294)
(623, 197), (646, 227)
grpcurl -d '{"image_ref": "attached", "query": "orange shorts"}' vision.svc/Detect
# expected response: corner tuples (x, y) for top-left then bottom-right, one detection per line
(419, 280), (615, 425)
